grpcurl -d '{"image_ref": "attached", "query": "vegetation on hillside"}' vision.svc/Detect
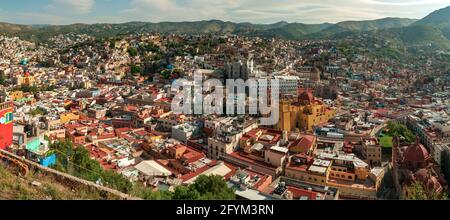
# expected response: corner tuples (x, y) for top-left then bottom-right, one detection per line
(172, 175), (236, 200)
(406, 182), (448, 200)
(386, 121), (415, 143)
(49, 140), (235, 200)
(0, 163), (118, 200)
(50, 139), (133, 193)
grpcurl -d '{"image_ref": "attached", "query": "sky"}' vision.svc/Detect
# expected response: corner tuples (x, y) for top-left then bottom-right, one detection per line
(0, 0), (450, 25)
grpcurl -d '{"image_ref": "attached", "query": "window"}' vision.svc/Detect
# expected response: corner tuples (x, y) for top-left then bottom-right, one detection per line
(4, 112), (13, 123)
(348, 176), (352, 180)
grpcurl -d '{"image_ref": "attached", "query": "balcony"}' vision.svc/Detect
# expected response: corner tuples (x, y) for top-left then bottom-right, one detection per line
(0, 101), (13, 111)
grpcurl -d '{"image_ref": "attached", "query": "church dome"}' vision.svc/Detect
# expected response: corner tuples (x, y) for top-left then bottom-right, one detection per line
(414, 168), (429, 182)
(310, 67), (321, 82)
(404, 137), (430, 170)
(299, 92), (314, 104)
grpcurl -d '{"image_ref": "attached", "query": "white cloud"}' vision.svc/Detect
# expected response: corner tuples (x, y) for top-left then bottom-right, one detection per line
(3, 0), (450, 25)
(46, 0), (95, 14)
(120, 0), (395, 23)
(364, 0), (446, 6)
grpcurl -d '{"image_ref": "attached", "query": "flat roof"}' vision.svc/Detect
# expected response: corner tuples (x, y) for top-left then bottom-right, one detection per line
(233, 187), (273, 200)
(184, 163), (232, 184)
(270, 146), (288, 153)
(308, 165), (327, 174)
(134, 160), (172, 177)
(312, 159), (331, 167)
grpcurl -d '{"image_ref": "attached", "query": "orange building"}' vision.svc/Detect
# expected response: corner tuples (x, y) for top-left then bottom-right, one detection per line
(278, 92), (336, 132)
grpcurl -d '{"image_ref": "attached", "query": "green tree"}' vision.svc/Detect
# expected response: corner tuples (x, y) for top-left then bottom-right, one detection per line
(101, 170), (132, 193)
(50, 140), (132, 193)
(406, 182), (428, 200)
(173, 186), (201, 200)
(143, 42), (160, 53)
(29, 107), (47, 116)
(386, 121), (415, 143)
(127, 47), (138, 57)
(131, 183), (173, 200)
(173, 175), (235, 200)
(406, 182), (448, 200)
(130, 64), (142, 74)
(0, 74), (6, 85)
(442, 149), (450, 185)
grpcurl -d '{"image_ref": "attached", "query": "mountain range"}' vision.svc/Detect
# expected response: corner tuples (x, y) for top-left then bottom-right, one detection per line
(1, 6), (450, 50)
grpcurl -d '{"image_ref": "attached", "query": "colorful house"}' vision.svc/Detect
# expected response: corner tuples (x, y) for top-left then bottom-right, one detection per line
(278, 92), (336, 132)
(0, 98), (13, 150)
(25, 137), (56, 167)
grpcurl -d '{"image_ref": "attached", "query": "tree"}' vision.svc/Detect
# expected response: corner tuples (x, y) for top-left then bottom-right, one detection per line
(29, 107), (47, 116)
(173, 175), (235, 200)
(173, 186), (201, 200)
(406, 182), (448, 200)
(442, 149), (450, 185)
(101, 170), (132, 193)
(50, 140), (132, 193)
(406, 182), (428, 200)
(130, 64), (142, 74)
(127, 47), (138, 57)
(386, 121), (415, 143)
(131, 183), (173, 200)
(0, 74), (6, 85)
(143, 42), (160, 53)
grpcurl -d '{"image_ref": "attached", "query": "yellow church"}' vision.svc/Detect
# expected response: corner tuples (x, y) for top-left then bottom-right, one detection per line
(277, 92), (336, 132)
(16, 71), (36, 86)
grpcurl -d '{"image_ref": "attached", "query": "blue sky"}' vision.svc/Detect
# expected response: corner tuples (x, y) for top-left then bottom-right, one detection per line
(0, 0), (449, 25)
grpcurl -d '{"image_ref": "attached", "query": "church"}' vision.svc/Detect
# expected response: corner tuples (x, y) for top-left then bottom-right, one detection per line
(277, 91), (336, 132)
(392, 136), (448, 199)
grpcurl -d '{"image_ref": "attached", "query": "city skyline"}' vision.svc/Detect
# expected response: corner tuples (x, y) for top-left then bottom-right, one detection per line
(1, 0), (450, 25)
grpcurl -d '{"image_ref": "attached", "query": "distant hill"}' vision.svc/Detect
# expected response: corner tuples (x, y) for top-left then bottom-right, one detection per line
(0, 22), (34, 33)
(0, 18), (419, 42)
(257, 23), (334, 40)
(415, 6), (450, 25)
(415, 6), (450, 41)
(375, 25), (450, 50)
(337, 18), (417, 31)
(1, 7), (450, 51)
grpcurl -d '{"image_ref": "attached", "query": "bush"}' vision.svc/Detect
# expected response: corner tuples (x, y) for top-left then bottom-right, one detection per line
(173, 175), (235, 200)
(50, 140), (132, 193)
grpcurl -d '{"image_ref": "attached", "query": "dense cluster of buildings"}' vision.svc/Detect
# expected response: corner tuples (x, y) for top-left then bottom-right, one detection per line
(0, 32), (449, 200)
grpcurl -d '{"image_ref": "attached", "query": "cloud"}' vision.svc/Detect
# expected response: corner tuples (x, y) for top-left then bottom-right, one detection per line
(364, 0), (446, 6)
(46, 0), (95, 14)
(122, 0), (233, 21)
(120, 0), (393, 23)
(2, 0), (450, 25)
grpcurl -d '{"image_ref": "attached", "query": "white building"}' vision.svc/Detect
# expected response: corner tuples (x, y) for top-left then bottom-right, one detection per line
(226, 59), (254, 80)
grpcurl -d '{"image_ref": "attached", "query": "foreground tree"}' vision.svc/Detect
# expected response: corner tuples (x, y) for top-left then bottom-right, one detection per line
(386, 121), (415, 143)
(173, 175), (235, 200)
(50, 140), (132, 193)
(406, 182), (448, 200)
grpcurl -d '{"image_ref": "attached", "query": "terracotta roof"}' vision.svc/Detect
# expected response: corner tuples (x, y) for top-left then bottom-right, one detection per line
(404, 139), (430, 165)
(287, 186), (318, 200)
(289, 134), (315, 153)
